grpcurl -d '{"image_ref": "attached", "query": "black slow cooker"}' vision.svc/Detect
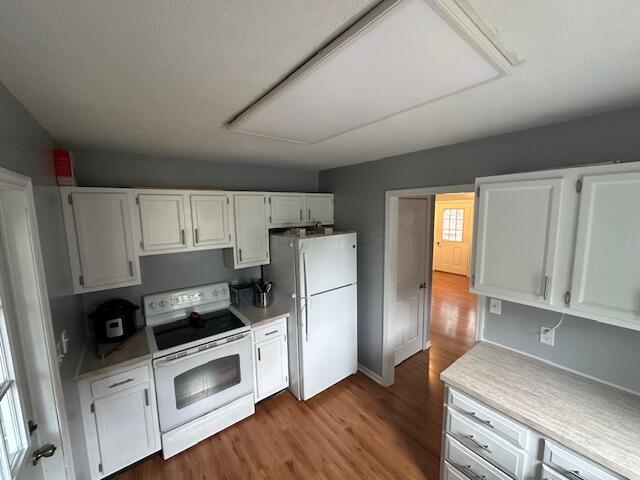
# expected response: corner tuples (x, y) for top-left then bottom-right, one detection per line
(89, 299), (139, 343)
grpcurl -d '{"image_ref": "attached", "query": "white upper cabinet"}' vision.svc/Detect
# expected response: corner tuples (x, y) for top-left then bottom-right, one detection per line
(268, 194), (305, 227)
(231, 193), (269, 268)
(190, 194), (233, 248)
(138, 193), (187, 252)
(63, 190), (140, 293)
(306, 194), (334, 224)
(473, 178), (564, 305)
(569, 171), (640, 329)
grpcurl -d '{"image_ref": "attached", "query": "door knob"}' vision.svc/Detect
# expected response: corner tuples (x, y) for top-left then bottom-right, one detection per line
(32, 443), (57, 465)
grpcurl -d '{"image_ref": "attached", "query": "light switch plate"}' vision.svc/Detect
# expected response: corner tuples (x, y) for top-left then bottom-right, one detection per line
(540, 327), (555, 346)
(489, 298), (502, 315)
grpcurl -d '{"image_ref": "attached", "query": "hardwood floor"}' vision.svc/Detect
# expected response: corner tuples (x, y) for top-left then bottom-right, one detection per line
(115, 271), (475, 480)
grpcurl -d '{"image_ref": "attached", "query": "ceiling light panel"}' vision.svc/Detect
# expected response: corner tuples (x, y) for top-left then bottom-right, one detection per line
(228, 0), (511, 144)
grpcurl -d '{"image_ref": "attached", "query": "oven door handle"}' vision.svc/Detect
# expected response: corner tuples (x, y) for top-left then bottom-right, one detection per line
(154, 332), (250, 368)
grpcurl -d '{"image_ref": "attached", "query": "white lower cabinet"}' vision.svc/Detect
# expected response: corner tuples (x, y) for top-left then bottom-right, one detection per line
(252, 318), (289, 402)
(441, 386), (626, 480)
(79, 361), (160, 479)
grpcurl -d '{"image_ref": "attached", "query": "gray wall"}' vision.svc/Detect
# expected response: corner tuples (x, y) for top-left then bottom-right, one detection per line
(483, 300), (640, 393)
(0, 81), (84, 376)
(319, 106), (640, 390)
(73, 148), (318, 192)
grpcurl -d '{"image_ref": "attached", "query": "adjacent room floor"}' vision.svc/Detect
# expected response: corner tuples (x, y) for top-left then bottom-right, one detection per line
(116, 271), (476, 480)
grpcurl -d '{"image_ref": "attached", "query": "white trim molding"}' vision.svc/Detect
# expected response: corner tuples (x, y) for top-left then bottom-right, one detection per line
(358, 363), (385, 386)
(382, 183), (475, 387)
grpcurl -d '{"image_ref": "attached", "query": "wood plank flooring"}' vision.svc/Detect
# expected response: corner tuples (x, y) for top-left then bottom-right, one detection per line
(115, 271), (475, 480)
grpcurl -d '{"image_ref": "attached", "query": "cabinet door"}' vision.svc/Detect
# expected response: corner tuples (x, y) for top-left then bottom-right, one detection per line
(93, 383), (158, 477)
(138, 194), (187, 251)
(71, 192), (139, 290)
(233, 194), (269, 267)
(255, 335), (288, 401)
(306, 195), (334, 224)
(473, 178), (563, 304)
(268, 194), (305, 226)
(569, 172), (640, 328)
(190, 194), (232, 247)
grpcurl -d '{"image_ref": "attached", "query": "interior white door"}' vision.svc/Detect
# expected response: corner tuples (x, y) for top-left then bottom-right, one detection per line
(305, 195), (334, 224)
(569, 172), (640, 328)
(255, 336), (288, 400)
(300, 284), (357, 400)
(298, 233), (357, 296)
(138, 194), (187, 251)
(473, 178), (563, 304)
(93, 383), (157, 477)
(233, 194), (269, 267)
(269, 195), (305, 226)
(0, 178), (69, 480)
(71, 192), (138, 289)
(434, 198), (474, 276)
(394, 199), (427, 366)
(190, 194), (231, 247)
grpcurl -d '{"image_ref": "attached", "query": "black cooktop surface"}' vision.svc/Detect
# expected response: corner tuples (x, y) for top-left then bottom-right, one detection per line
(153, 309), (246, 351)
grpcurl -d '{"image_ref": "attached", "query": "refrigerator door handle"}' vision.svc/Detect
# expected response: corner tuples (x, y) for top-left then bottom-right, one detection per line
(302, 251), (310, 342)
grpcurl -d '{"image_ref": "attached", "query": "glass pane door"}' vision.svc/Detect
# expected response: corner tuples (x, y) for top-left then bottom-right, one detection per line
(174, 354), (241, 410)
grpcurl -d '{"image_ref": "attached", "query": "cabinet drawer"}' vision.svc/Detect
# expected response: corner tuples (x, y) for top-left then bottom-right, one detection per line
(444, 435), (512, 480)
(543, 441), (623, 480)
(253, 319), (286, 344)
(443, 461), (474, 480)
(446, 407), (526, 479)
(540, 464), (570, 480)
(448, 387), (529, 449)
(90, 364), (150, 398)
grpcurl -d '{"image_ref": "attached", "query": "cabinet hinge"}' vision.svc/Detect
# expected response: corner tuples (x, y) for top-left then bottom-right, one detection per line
(67, 194), (73, 205)
(79, 275), (84, 287)
(576, 179), (583, 193)
(135, 195), (140, 205)
(476, 186), (480, 198)
(269, 216), (272, 223)
(90, 402), (94, 414)
(140, 240), (144, 249)
(228, 234), (231, 241)
(263, 197), (266, 204)
(564, 291), (571, 305)
(98, 463), (103, 473)
(226, 197), (229, 205)
(285, 376), (288, 383)
(268, 197), (272, 204)
(471, 274), (475, 287)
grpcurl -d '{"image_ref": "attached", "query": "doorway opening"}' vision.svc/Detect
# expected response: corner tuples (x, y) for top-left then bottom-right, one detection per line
(382, 185), (481, 386)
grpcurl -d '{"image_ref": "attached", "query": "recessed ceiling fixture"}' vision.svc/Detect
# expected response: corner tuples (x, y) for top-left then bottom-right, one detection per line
(228, 0), (516, 144)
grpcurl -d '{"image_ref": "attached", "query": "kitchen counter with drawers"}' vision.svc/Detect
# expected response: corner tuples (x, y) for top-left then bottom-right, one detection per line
(441, 342), (640, 480)
(230, 304), (289, 328)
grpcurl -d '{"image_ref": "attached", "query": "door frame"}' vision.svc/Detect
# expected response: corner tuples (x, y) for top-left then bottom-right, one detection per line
(381, 184), (483, 387)
(0, 166), (74, 478)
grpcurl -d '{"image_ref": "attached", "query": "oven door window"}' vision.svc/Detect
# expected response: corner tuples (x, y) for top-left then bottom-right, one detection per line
(174, 354), (241, 409)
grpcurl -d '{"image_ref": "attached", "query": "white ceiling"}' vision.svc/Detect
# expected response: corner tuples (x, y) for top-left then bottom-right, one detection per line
(1, 0), (640, 170)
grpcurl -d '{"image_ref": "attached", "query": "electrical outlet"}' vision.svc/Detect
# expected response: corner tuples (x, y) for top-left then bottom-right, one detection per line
(540, 326), (555, 346)
(489, 298), (502, 315)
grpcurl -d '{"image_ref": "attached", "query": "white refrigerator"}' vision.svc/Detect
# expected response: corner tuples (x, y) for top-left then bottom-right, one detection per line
(266, 231), (357, 400)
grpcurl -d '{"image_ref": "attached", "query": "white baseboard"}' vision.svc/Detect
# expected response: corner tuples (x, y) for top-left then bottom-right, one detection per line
(357, 363), (385, 385)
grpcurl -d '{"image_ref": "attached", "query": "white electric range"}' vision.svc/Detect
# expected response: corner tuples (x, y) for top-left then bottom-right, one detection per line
(144, 282), (254, 459)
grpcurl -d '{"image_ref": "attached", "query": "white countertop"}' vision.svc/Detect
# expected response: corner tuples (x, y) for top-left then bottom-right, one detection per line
(230, 304), (289, 327)
(76, 329), (151, 380)
(441, 342), (640, 480)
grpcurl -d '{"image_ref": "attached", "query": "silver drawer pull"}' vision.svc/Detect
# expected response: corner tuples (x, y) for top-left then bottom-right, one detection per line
(464, 410), (494, 428)
(459, 464), (487, 480)
(264, 330), (279, 336)
(109, 378), (134, 389)
(463, 434), (492, 454)
(569, 471), (587, 480)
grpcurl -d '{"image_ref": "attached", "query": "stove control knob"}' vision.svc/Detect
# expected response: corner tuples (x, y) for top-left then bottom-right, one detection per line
(159, 300), (166, 308)
(221, 288), (228, 296)
(212, 289), (219, 297)
(148, 302), (156, 310)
